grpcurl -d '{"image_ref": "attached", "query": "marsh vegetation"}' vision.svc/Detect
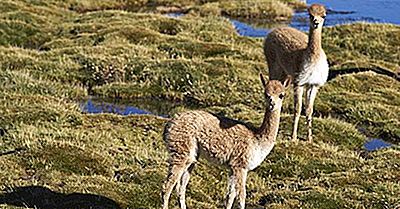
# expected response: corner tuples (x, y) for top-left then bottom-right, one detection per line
(0, 0), (399, 208)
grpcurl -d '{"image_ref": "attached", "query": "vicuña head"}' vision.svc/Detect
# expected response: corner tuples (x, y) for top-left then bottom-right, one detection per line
(162, 75), (290, 209)
(261, 75), (287, 112)
(308, 4), (327, 29)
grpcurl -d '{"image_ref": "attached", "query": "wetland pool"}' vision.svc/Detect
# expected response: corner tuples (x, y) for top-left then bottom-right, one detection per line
(79, 98), (174, 118)
(364, 138), (393, 151)
(234, 0), (400, 37)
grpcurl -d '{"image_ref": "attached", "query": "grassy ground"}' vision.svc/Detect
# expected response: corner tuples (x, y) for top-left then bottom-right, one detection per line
(1, 0), (399, 208)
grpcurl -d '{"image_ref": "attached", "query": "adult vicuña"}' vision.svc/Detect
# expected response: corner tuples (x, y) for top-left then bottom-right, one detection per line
(264, 4), (329, 142)
(162, 74), (290, 209)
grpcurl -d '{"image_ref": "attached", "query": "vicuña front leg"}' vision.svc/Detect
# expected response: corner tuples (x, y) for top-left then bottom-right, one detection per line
(292, 86), (304, 141)
(225, 168), (248, 209)
(235, 168), (248, 209)
(305, 85), (319, 143)
(225, 172), (237, 209)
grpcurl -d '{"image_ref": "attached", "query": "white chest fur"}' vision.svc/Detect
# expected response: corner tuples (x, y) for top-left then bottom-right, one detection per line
(298, 53), (329, 86)
(247, 144), (274, 170)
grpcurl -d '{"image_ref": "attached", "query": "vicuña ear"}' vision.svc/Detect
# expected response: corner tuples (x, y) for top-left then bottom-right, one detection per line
(283, 75), (292, 89)
(260, 73), (267, 87)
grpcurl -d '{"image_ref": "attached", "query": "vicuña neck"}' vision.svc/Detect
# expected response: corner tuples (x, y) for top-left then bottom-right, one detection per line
(306, 26), (323, 61)
(256, 107), (281, 142)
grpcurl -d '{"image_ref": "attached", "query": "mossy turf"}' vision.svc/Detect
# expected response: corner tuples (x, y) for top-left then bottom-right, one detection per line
(324, 23), (400, 72)
(1, 0), (399, 208)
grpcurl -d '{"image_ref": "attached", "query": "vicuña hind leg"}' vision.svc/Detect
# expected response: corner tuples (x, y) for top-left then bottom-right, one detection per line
(177, 163), (195, 209)
(292, 86), (304, 141)
(162, 161), (190, 209)
(305, 85), (319, 143)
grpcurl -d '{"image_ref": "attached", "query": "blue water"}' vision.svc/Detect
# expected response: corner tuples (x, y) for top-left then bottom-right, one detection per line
(232, 0), (400, 37)
(364, 138), (393, 151)
(231, 20), (270, 37)
(165, 13), (184, 18)
(310, 0), (400, 25)
(79, 99), (167, 117)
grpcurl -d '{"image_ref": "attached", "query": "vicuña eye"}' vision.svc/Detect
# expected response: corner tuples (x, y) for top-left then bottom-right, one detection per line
(279, 94), (284, 99)
(322, 15), (326, 19)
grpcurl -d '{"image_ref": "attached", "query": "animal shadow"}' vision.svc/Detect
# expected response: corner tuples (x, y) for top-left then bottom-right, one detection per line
(0, 186), (121, 209)
(212, 112), (257, 132)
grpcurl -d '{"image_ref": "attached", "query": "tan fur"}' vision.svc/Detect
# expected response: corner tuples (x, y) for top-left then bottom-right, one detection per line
(308, 3), (327, 17)
(162, 76), (290, 209)
(263, 4), (328, 142)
